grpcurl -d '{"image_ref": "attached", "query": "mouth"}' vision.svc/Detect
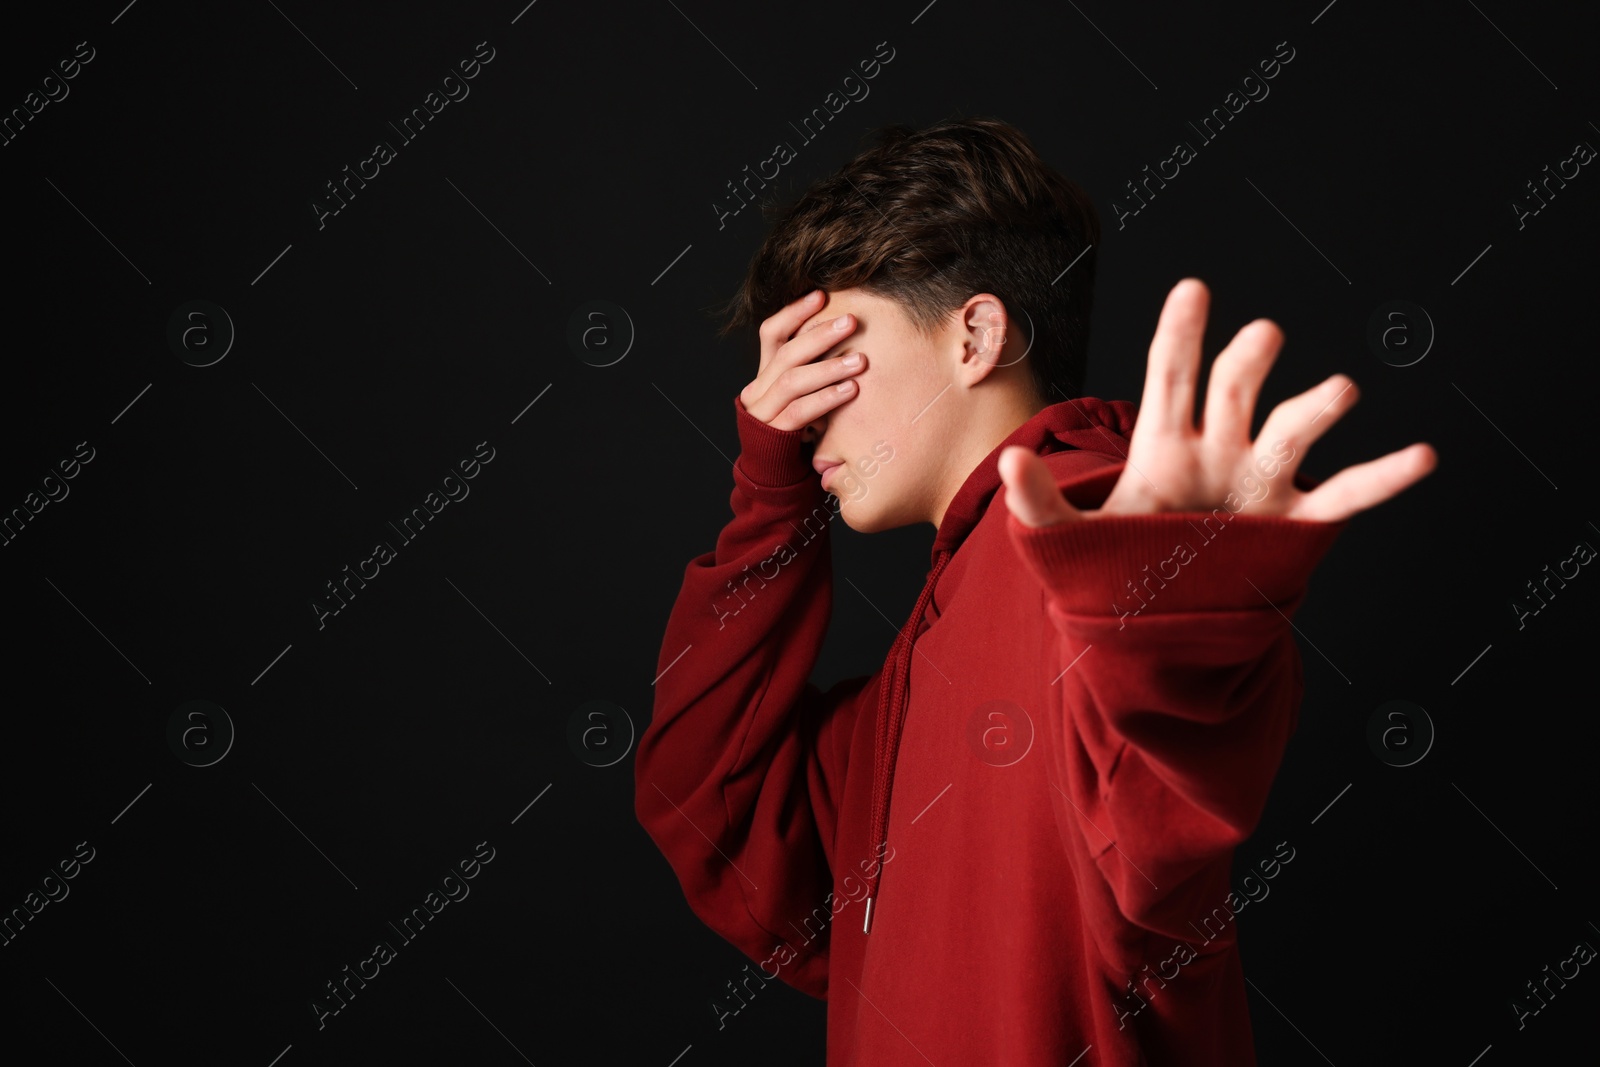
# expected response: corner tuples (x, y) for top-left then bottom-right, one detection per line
(813, 458), (844, 487)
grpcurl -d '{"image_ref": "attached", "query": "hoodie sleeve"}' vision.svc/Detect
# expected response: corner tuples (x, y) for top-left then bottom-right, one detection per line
(1004, 460), (1346, 945)
(634, 395), (873, 1000)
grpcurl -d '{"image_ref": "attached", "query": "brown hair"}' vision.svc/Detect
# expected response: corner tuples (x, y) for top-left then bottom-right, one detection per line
(714, 115), (1100, 403)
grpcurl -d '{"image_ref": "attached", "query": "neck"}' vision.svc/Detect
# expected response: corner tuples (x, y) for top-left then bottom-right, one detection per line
(928, 390), (1047, 530)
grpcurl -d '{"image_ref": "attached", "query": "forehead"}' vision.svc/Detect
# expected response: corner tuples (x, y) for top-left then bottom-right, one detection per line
(796, 288), (901, 336)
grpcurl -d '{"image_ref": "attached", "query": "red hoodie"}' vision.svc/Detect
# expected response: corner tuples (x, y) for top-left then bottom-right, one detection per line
(636, 393), (1346, 1065)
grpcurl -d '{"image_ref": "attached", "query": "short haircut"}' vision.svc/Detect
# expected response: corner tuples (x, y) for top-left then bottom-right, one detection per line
(715, 115), (1101, 403)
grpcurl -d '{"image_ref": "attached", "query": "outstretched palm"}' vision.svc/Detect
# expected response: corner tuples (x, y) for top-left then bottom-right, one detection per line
(1001, 278), (1437, 528)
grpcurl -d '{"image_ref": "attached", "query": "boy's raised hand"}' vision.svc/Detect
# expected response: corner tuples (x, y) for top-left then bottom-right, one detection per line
(740, 289), (866, 435)
(1000, 278), (1437, 528)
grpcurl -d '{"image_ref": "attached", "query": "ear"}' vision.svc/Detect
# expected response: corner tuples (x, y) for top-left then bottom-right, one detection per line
(952, 294), (1016, 386)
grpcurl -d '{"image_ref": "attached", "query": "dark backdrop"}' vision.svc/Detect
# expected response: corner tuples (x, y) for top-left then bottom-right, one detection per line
(2, 1), (1596, 1063)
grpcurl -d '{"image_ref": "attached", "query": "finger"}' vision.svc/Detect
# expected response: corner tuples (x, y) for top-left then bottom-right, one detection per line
(769, 375), (859, 433)
(1254, 373), (1358, 460)
(1200, 319), (1282, 446)
(999, 446), (1082, 528)
(743, 291), (828, 411)
(746, 317), (862, 423)
(756, 350), (867, 429)
(756, 289), (827, 370)
(766, 310), (857, 385)
(1138, 278), (1209, 436)
(1287, 443), (1437, 523)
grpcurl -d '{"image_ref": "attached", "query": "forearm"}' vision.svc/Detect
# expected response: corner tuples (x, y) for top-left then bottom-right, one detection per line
(634, 396), (857, 992)
(1008, 472), (1346, 934)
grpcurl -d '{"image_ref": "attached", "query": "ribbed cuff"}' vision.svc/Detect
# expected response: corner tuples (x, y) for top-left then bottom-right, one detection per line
(732, 394), (817, 489)
(1006, 466), (1347, 615)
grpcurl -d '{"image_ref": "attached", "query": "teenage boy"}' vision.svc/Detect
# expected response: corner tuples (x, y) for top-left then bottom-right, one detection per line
(635, 116), (1434, 1065)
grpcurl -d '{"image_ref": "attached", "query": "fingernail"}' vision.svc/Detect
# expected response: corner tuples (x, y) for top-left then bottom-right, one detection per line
(834, 314), (851, 330)
(842, 353), (862, 367)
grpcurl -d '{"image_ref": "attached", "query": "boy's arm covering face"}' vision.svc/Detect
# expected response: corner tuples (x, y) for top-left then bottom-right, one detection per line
(635, 393), (872, 1001)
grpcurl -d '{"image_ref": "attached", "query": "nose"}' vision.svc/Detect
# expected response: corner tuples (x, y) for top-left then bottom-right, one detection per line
(800, 409), (828, 445)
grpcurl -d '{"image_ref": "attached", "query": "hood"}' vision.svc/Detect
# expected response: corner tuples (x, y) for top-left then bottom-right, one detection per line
(929, 394), (1139, 564)
(861, 394), (1139, 933)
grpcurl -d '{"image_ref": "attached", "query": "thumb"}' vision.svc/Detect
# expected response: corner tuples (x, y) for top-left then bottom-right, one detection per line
(999, 446), (1081, 528)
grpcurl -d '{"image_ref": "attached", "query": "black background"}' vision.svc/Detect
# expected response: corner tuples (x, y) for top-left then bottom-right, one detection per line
(1, 0), (1596, 1064)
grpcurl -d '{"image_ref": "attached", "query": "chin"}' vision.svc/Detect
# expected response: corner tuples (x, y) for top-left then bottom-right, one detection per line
(836, 496), (893, 534)
(833, 495), (868, 532)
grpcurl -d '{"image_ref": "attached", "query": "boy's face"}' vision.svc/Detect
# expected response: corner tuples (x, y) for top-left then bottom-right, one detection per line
(794, 288), (966, 533)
